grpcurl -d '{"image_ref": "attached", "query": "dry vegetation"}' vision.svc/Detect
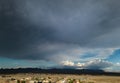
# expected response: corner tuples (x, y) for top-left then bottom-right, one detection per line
(0, 74), (120, 83)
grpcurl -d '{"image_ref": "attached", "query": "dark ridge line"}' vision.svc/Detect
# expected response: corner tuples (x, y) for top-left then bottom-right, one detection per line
(0, 68), (120, 76)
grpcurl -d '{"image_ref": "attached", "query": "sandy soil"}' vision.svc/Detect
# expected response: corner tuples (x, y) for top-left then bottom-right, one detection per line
(0, 74), (120, 83)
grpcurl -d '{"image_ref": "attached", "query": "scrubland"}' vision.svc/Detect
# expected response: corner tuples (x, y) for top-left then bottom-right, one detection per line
(0, 74), (120, 83)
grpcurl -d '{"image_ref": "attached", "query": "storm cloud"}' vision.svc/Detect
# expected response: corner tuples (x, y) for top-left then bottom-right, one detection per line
(0, 0), (120, 62)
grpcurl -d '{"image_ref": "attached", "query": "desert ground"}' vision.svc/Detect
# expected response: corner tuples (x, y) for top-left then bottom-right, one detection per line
(0, 74), (120, 83)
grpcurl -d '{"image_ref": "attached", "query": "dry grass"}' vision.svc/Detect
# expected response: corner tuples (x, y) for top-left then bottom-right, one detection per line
(0, 74), (120, 83)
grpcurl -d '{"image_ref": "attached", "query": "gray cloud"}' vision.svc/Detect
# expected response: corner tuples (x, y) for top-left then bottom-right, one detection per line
(83, 59), (113, 69)
(0, 0), (120, 61)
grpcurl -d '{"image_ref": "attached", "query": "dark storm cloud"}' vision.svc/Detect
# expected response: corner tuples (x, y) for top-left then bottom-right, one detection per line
(20, 0), (120, 45)
(0, 0), (56, 59)
(0, 0), (120, 60)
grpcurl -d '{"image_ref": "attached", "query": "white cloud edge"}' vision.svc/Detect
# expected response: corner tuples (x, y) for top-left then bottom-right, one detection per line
(60, 59), (120, 71)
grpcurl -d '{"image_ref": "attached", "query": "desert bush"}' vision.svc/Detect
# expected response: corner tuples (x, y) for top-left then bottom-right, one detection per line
(17, 80), (20, 83)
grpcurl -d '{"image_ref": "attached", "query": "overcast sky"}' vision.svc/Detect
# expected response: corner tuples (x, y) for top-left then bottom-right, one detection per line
(0, 0), (120, 71)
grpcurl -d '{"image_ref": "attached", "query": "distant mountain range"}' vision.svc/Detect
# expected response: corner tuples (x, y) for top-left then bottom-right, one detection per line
(0, 68), (120, 76)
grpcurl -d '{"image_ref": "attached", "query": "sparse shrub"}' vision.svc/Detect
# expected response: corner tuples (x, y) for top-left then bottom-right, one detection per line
(49, 81), (51, 83)
(35, 77), (39, 81)
(48, 77), (51, 79)
(17, 80), (20, 83)
(1, 75), (6, 78)
(21, 80), (26, 83)
(11, 78), (15, 80)
(38, 82), (42, 83)
(69, 79), (74, 83)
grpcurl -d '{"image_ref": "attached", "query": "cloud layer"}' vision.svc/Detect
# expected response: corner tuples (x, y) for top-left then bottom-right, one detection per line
(0, 0), (120, 66)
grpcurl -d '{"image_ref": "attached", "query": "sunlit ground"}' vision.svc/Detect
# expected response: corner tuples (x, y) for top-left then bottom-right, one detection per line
(0, 74), (120, 83)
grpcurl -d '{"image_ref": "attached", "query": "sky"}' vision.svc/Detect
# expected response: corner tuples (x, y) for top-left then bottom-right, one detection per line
(0, 0), (120, 72)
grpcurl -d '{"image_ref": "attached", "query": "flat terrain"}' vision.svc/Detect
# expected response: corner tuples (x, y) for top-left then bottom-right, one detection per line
(0, 74), (120, 83)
